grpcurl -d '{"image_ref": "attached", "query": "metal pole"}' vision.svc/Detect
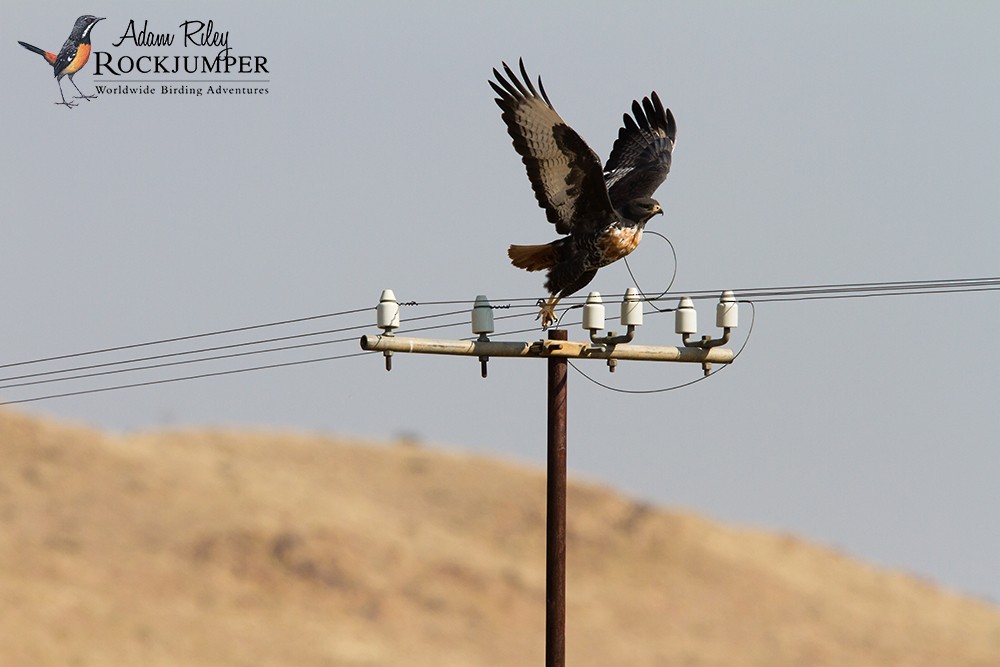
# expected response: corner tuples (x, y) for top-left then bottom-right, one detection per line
(546, 329), (568, 667)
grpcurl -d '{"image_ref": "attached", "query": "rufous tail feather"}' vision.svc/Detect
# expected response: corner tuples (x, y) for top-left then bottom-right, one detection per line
(508, 243), (556, 272)
(18, 41), (56, 64)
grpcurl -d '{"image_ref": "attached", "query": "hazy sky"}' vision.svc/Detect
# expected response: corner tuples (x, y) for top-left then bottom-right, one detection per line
(4, 2), (999, 605)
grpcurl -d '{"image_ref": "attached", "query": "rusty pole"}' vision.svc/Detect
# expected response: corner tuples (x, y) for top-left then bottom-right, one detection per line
(546, 328), (568, 667)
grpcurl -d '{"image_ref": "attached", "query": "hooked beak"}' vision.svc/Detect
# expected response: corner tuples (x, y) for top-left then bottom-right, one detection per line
(654, 205), (663, 216)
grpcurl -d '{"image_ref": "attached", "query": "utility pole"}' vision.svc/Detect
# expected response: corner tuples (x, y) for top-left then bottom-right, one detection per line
(361, 288), (738, 666)
(546, 328), (568, 667)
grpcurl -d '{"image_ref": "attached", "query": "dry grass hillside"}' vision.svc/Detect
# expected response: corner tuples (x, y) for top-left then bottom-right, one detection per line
(1, 408), (999, 666)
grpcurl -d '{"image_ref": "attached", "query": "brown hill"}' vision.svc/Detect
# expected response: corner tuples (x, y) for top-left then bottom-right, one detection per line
(1, 408), (998, 666)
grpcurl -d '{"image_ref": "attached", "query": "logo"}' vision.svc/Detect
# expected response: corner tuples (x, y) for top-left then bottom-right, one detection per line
(17, 17), (271, 106)
(17, 15), (104, 108)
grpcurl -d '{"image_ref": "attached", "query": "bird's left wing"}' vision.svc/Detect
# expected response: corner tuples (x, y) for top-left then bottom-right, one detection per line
(603, 92), (676, 207)
(491, 60), (615, 235)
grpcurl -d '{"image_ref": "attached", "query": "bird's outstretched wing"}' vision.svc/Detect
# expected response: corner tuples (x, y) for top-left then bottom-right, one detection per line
(603, 92), (676, 207)
(491, 59), (615, 235)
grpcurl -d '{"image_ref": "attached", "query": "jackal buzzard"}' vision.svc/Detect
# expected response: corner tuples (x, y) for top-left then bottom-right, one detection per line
(490, 59), (676, 327)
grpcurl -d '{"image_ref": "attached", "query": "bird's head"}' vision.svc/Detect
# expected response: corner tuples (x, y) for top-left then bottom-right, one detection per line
(623, 197), (664, 225)
(74, 15), (105, 39)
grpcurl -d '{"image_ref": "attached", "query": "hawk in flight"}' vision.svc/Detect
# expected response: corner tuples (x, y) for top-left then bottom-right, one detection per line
(490, 60), (676, 328)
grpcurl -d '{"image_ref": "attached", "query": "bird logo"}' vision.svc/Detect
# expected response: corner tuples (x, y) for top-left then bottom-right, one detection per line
(491, 60), (676, 329)
(18, 15), (105, 108)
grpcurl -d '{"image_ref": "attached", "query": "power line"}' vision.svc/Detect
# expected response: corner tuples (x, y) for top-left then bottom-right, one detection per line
(0, 276), (995, 405)
(0, 324), (372, 385)
(2, 276), (992, 375)
(742, 284), (1000, 303)
(0, 305), (375, 371)
(0, 312), (542, 400)
(0, 334), (365, 391)
(0, 307), (474, 385)
(650, 276), (1000, 302)
(0, 350), (377, 406)
(337, 276), (1000, 307)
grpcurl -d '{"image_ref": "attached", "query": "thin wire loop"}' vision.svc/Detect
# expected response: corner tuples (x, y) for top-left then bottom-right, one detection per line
(567, 300), (757, 394)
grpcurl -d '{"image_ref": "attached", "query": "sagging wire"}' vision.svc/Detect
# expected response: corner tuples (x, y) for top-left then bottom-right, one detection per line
(623, 230), (678, 312)
(567, 300), (756, 394)
(521, 230), (679, 329)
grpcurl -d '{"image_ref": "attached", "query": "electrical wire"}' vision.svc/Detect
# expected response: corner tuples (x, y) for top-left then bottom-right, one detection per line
(0, 311), (592, 404)
(0, 323), (373, 385)
(350, 276), (1000, 307)
(0, 310), (536, 393)
(3, 276), (993, 379)
(0, 314), (550, 406)
(623, 230), (678, 312)
(0, 350), (377, 406)
(0, 305), (375, 371)
(0, 275), (995, 405)
(649, 276), (1000, 303)
(0, 334), (365, 391)
(0, 307), (474, 385)
(741, 284), (1000, 303)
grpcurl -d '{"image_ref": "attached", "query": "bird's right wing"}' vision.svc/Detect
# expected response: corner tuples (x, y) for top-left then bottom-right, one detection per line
(491, 60), (615, 235)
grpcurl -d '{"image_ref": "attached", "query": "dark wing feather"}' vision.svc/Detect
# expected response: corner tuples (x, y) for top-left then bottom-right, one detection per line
(603, 92), (676, 206)
(491, 59), (615, 235)
(52, 38), (79, 78)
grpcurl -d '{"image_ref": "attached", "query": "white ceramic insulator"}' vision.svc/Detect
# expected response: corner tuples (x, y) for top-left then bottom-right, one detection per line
(471, 294), (495, 335)
(582, 292), (606, 331)
(376, 289), (400, 330)
(675, 296), (697, 334)
(716, 290), (738, 329)
(620, 287), (643, 327)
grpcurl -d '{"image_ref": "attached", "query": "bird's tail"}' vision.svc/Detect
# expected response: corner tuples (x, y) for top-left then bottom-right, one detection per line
(508, 242), (558, 271)
(18, 41), (57, 64)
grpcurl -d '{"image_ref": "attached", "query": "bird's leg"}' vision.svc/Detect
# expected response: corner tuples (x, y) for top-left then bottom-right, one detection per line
(69, 75), (97, 100)
(55, 80), (77, 108)
(536, 294), (561, 330)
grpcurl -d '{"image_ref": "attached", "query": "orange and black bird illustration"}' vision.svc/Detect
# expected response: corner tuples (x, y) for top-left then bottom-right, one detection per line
(18, 15), (105, 108)
(490, 60), (676, 328)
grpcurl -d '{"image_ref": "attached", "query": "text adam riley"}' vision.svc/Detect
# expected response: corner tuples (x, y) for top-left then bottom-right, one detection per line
(92, 19), (269, 75)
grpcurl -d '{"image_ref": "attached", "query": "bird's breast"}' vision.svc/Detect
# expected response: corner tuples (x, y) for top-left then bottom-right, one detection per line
(65, 43), (90, 74)
(596, 226), (643, 265)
